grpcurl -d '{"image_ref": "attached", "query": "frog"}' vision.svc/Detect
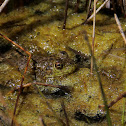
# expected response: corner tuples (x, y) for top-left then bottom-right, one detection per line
(32, 50), (78, 82)
(0, 47), (91, 95)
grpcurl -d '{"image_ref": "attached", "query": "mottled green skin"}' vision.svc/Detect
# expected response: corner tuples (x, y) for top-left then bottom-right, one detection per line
(0, 48), (90, 93)
(33, 52), (77, 82)
(1, 49), (90, 82)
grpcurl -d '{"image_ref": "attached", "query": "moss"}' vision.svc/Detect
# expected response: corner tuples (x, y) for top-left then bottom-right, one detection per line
(0, 0), (126, 126)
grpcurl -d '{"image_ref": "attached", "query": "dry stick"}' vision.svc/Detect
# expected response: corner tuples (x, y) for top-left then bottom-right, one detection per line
(86, 0), (99, 19)
(83, 0), (109, 24)
(114, 13), (126, 45)
(107, 92), (126, 108)
(63, 0), (69, 29)
(12, 60), (31, 125)
(99, 92), (126, 109)
(0, 0), (10, 13)
(91, 0), (96, 73)
(0, 33), (31, 56)
(86, 0), (92, 19)
(9, 82), (72, 93)
(0, 33), (32, 126)
(0, 93), (19, 126)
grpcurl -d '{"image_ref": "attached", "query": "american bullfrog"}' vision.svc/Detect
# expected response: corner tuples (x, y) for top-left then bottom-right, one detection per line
(33, 50), (78, 82)
(0, 47), (90, 94)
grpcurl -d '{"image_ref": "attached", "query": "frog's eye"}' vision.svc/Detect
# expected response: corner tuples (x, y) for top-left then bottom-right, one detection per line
(55, 61), (63, 69)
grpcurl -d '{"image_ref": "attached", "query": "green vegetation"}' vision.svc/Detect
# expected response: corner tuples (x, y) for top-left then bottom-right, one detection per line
(0, 0), (126, 125)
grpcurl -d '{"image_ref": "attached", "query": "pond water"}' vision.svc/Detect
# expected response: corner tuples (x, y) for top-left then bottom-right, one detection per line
(0, 0), (126, 125)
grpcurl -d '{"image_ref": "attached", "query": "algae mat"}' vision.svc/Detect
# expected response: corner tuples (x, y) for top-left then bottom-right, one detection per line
(0, 0), (126, 126)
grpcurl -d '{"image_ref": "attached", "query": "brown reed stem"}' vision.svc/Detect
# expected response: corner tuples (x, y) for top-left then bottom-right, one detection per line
(83, 0), (109, 24)
(114, 13), (126, 45)
(0, 33), (31, 126)
(91, 0), (96, 73)
(63, 0), (69, 29)
(9, 82), (72, 94)
(0, 0), (10, 13)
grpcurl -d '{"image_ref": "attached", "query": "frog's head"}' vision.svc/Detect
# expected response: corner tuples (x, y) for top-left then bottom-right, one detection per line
(35, 49), (91, 83)
(34, 49), (90, 94)
(34, 51), (77, 82)
(45, 51), (77, 78)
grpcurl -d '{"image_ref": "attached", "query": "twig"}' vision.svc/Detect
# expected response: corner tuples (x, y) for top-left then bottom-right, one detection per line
(63, 0), (69, 29)
(114, 13), (126, 45)
(9, 82), (72, 94)
(86, 0), (92, 19)
(0, 0), (10, 13)
(83, 0), (109, 24)
(99, 92), (126, 109)
(91, 0), (96, 73)
(0, 93), (19, 126)
(0, 33), (32, 126)
(86, 0), (99, 19)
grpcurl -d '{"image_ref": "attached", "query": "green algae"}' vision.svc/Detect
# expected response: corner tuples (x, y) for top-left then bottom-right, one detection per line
(0, 0), (126, 126)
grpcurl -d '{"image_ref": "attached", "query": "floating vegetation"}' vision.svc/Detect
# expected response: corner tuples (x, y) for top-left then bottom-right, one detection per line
(0, 0), (126, 126)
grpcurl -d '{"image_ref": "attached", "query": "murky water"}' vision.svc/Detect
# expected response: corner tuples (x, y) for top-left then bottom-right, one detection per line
(0, 0), (126, 125)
